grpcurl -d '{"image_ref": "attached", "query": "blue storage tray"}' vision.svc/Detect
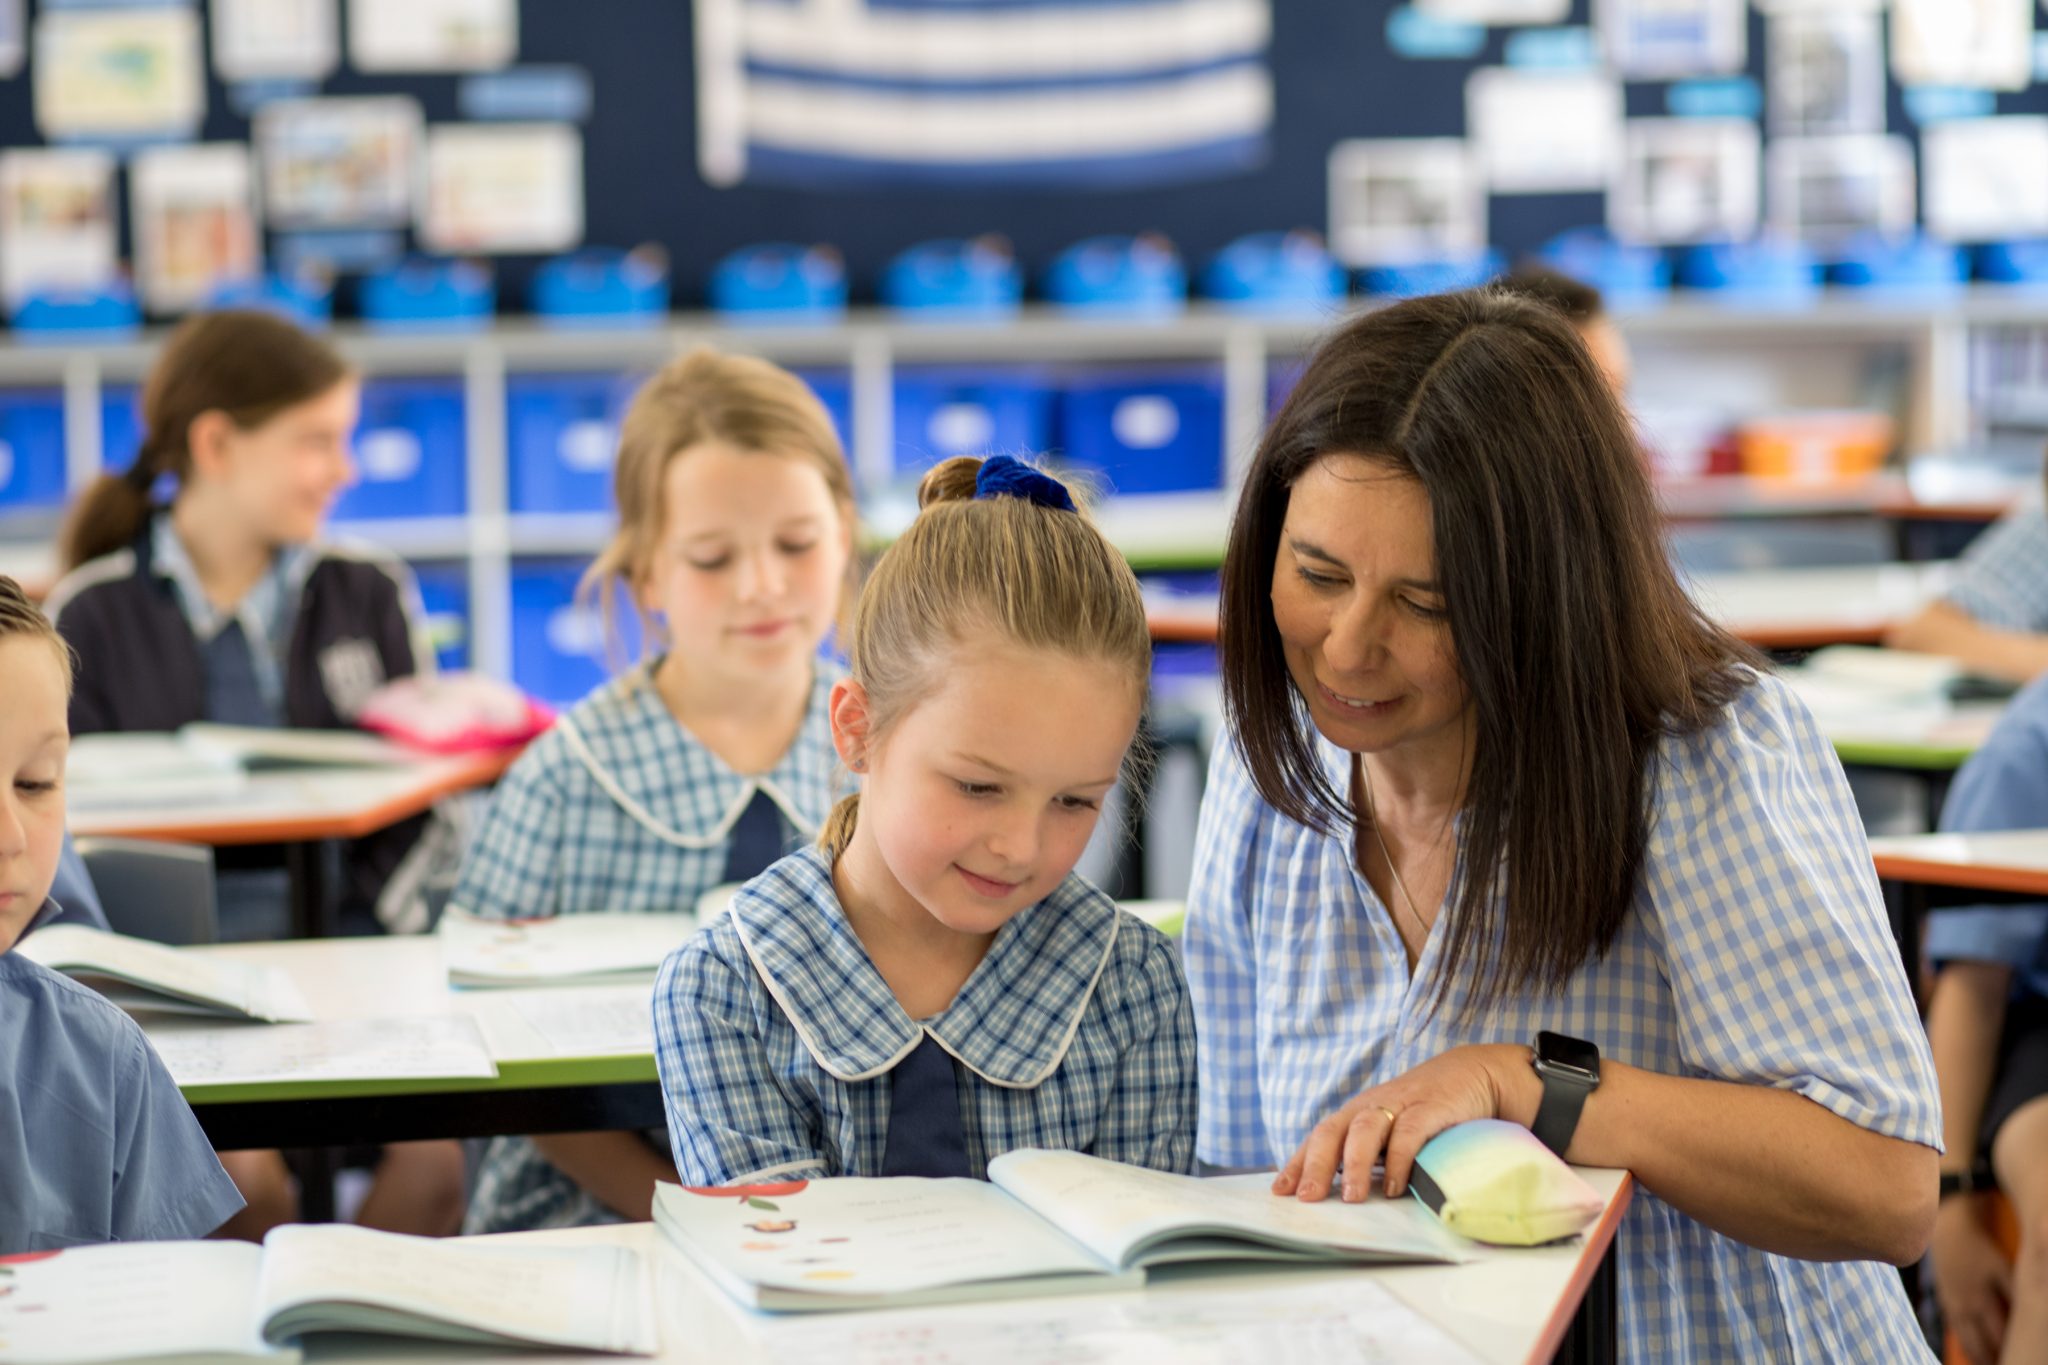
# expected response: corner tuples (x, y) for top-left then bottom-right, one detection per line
(506, 372), (638, 514)
(360, 260), (495, 333)
(531, 250), (671, 328)
(1975, 240), (2048, 287)
(511, 558), (641, 708)
(892, 368), (1055, 478)
(1675, 242), (1820, 304)
(1539, 231), (1670, 305)
(1045, 235), (1186, 319)
(101, 387), (143, 473)
(710, 244), (848, 323)
(333, 378), (468, 522)
(884, 238), (1023, 321)
(11, 286), (140, 339)
(205, 273), (334, 328)
(409, 560), (472, 672)
(0, 389), (67, 511)
(1201, 231), (1346, 315)
(1059, 369), (1225, 496)
(1359, 250), (1504, 298)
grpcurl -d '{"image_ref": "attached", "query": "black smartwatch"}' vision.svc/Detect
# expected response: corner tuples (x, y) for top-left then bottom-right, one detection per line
(1531, 1031), (1601, 1158)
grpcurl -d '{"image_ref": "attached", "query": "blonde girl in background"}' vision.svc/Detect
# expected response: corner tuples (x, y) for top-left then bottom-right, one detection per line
(453, 348), (857, 1231)
(654, 455), (1195, 1185)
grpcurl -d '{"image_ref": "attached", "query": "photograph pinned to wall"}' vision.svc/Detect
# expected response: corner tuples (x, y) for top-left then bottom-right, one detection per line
(213, 0), (338, 83)
(0, 0), (21, 79)
(131, 144), (262, 314)
(1766, 12), (1885, 135)
(1414, 0), (1569, 21)
(1752, 0), (1882, 11)
(692, 0), (1272, 190)
(1891, 0), (2031, 91)
(0, 148), (119, 311)
(1922, 116), (2048, 242)
(1766, 134), (1916, 246)
(256, 96), (422, 230)
(1467, 68), (1622, 194)
(1598, 0), (1746, 80)
(349, 0), (516, 73)
(33, 7), (204, 143)
(1326, 138), (1486, 267)
(1610, 117), (1760, 244)
(420, 124), (583, 255)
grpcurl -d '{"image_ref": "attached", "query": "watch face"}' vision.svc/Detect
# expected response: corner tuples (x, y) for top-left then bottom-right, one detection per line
(1537, 1030), (1600, 1077)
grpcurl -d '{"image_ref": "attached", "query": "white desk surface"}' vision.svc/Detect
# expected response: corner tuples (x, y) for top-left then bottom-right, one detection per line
(66, 749), (516, 846)
(1869, 829), (2048, 897)
(303, 1171), (1632, 1365)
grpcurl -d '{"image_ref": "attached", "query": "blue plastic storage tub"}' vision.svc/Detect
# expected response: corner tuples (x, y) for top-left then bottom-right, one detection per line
(1675, 242), (1820, 305)
(409, 561), (471, 672)
(1059, 369), (1225, 496)
(511, 559), (641, 708)
(1975, 240), (2048, 287)
(1359, 249), (1504, 298)
(1201, 231), (1345, 315)
(360, 260), (495, 332)
(205, 273), (334, 328)
(1045, 235), (1186, 319)
(531, 249), (671, 328)
(0, 389), (67, 511)
(506, 372), (638, 514)
(10, 286), (140, 339)
(710, 244), (847, 323)
(1827, 235), (1967, 295)
(884, 238), (1022, 321)
(333, 378), (468, 522)
(1538, 231), (1670, 305)
(100, 387), (143, 473)
(891, 368), (1055, 479)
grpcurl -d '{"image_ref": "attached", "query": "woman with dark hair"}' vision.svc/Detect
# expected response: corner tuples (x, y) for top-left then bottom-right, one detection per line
(1186, 288), (1940, 1358)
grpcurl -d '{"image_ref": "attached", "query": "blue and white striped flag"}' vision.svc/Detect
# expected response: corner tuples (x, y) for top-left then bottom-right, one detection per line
(694, 0), (1273, 188)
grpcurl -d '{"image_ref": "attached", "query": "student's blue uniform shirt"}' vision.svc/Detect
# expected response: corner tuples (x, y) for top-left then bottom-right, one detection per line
(1942, 505), (2048, 634)
(653, 845), (1196, 1186)
(43, 833), (109, 932)
(1184, 669), (1938, 1364)
(457, 660), (844, 1233)
(1, 902), (243, 1254)
(1925, 670), (2048, 998)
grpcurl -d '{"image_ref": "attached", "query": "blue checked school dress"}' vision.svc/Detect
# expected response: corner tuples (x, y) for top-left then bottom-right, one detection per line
(653, 845), (1196, 1186)
(458, 660), (844, 1233)
(1185, 669), (1941, 1363)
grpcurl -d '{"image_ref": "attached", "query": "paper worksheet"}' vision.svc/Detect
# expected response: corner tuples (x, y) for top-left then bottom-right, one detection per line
(420, 123), (584, 255)
(1891, 0), (2031, 92)
(1326, 138), (1486, 268)
(509, 987), (658, 1056)
(1467, 68), (1622, 195)
(212, 0), (338, 82)
(752, 1273), (1486, 1365)
(147, 1016), (497, 1087)
(0, 147), (117, 312)
(131, 144), (262, 314)
(1923, 116), (2048, 243)
(33, 7), (204, 141)
(439, 910), (695, 988)
(349, 0), (516, 72)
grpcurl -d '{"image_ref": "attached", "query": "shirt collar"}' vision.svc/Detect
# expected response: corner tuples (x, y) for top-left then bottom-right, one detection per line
(149, 512), (314, 647)
(556, 659), (843, 848)
(727, 845), (1123, 1088)
(23, 897), (63, 937)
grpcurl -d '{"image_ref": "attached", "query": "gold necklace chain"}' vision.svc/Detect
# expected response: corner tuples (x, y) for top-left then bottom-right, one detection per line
(1360, 770), (1434, 938)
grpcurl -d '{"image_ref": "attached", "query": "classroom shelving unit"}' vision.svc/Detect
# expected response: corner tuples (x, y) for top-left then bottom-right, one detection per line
(0, 288), (2040, 695)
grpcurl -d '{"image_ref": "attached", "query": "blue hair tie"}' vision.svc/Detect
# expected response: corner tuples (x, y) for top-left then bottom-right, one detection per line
(974, 455), (1077, 513)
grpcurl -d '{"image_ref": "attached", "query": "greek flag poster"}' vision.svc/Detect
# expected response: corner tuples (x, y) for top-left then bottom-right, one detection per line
(693, 0), (1273, 189)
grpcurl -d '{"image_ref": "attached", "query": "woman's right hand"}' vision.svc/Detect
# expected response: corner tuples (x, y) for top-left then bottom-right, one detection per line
(1934, 1196), (2013, 1365)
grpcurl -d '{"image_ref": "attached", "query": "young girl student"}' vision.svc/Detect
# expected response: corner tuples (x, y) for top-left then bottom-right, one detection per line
(41, 309), (462, 1238)
(0, 575), (245, 1253)
(452, 349), (857, 1232)
(654, 455), (1196, 1185)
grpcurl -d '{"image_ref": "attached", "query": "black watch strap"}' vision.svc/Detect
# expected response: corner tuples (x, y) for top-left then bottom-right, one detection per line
(1530, 1034), (1600, 1158)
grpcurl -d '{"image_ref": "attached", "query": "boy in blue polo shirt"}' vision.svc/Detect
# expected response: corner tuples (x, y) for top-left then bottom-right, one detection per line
(0, 574), (242, 1253)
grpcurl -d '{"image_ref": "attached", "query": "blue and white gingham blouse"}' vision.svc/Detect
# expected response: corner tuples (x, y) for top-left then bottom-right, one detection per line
(1943, 505), (2048, 633)
(654, 845), (1196, 1186)
(457, 659), (845, 1234)
(1184, 669), (1940, 1363)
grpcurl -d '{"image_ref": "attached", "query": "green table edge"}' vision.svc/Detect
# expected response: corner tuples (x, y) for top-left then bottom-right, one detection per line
(180, 1052), (658, 1105)
(1831, 739), (1978, 771)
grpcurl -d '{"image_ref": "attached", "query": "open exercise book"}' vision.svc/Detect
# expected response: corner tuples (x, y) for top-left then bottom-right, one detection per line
(0, 1225), (657, 1364)
(16, 925), (313, 1022)
(654, 1148), (1468, 1313)
(438, 908), (698, 987)
(64, 725), (419, 809)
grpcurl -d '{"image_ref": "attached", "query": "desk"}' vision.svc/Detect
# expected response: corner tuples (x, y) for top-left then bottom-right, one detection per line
(302, 1169), (1634, 1365)
(154, 936), (662, 1152)
(1869, 830), (2048, 1011)
(68, 747), (521, 936)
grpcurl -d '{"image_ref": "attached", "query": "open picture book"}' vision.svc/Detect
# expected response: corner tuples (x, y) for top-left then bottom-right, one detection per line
(16, 925), (313, 1022)
(0, 1224), (656, 1364)
(653, 1147), (1468, 1313)
(437, 908), (699, 987)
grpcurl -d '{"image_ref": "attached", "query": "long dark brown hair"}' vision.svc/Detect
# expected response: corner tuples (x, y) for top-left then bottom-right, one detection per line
(59, 310), (351, 572)
(1220, 287), (1760, 1008)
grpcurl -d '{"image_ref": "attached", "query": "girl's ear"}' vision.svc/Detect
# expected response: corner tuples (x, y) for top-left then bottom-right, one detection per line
(828, 677), (871, 772)
(186, 409), (235, 482)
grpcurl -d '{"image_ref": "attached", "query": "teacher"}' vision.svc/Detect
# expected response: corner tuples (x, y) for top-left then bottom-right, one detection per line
(1185, 288), (1939, 1358)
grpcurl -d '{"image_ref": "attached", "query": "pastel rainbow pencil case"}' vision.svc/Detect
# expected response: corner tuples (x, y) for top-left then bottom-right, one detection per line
(1410, 1119), (1605, 1246)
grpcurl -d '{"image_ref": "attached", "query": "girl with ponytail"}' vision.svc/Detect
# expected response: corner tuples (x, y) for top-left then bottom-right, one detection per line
(653, 455), (1195, 1187)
